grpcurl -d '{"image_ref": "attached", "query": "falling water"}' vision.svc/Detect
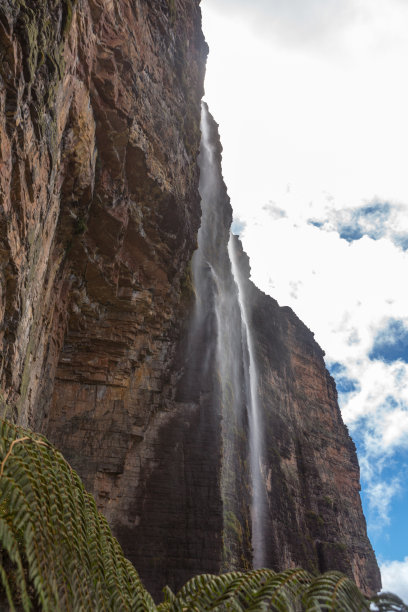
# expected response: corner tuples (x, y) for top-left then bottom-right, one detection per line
(190, 102), (266, 568)
(229, 237), (266, 568)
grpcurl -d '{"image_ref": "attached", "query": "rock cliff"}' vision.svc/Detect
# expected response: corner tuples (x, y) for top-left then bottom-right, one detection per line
(0, 0), (206, 428)
(231, 236), (381, 596)
(0, 0), (380, 602)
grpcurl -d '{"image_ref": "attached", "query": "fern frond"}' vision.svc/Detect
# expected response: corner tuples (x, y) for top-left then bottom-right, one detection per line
(370, 591), (408, 611)
(303, 570), (370, 611)
(167, 568), (311, 611)
(173, 572), (220, 608)
(246, 568), (312, 612)
(0, 419), (156, 611)
(0, 563), (17, 612)
(162, 584), (177, 605)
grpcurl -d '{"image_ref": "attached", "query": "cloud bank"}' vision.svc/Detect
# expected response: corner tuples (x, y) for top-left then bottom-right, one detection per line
(307, 201), (408, 252)
(380, 557), (408, 603)
(204, 0), (358, 51)
(204, 0), (408, 54)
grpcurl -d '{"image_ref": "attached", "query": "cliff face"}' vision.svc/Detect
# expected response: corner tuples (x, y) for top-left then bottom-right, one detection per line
(0, 0), (380, 602)
(0, 0), (206, 423)
(231, 239), (381, 596)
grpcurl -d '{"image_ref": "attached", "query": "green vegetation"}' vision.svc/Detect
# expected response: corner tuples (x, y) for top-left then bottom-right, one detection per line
(306, 509), (325, 526)
(73, 215), (87, 235)
(0, 419), (154, 611)
(3, 0), (77, 138)
(180, 260), (195, 303)
(322, 495), (334, 508)
(167, 0), (176, 25)
(0, 418), (405, 610)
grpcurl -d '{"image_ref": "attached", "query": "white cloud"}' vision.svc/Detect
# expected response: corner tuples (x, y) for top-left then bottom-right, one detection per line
(204, 0), (408, 55)
(239, 204), (408, 364)
(202, 0), (408, 220)
(204, 0), (359, 51)
(365, 479), (401, 529)
(380, 557), (408, 603)
(307, 201), (408, 251)
(341, 361), (408, 433)
(262, 202), (287, 220)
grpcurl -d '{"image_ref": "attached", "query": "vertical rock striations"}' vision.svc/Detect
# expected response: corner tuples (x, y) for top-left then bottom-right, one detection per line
(0, 0), (380, 602)
(0, 0), (207, 427)
(0, 0), (81, 424)
(0, 0), (209, 595)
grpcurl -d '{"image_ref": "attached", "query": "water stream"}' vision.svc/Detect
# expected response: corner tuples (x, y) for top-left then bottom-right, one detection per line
(228, 237), (266, 568)
(191, 102), (266, 568)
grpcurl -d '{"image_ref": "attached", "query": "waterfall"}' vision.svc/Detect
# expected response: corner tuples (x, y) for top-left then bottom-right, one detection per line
(229, 237), (266, 569)
(190, 102), (266, 568)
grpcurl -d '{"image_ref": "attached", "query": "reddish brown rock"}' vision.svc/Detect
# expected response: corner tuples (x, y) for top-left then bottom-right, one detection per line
(231, 238), (381, 596)
(0, 0), (209, 594)
(0, 0), (206, 424)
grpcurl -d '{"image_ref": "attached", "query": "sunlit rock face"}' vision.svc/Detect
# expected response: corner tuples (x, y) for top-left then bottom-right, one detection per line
(0, 0), (206, 428)
(0, 0), (380, 602)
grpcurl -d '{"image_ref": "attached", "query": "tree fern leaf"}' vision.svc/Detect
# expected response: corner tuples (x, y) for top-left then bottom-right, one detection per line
(163, 585), (177, 604)
(370, 591), (408, 611)
(246, 575), (301, 611)
(303, 571), (370, 611)
(0, 563), (18, 612)
(174, 572), (219, 605)
(0, 419), (155, 610)
(0, 516), (31, 610)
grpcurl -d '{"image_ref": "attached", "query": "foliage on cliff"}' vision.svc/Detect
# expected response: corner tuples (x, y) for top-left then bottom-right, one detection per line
(0, 419), (405, 611)
(1, 0), (76, 133)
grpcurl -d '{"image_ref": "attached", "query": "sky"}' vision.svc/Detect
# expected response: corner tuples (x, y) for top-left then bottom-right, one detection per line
(201, 0), (408, 601)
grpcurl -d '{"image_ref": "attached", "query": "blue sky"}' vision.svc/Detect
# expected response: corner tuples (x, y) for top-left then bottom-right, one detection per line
(201, 0), (408, 600)
(369, 319), (408, 364)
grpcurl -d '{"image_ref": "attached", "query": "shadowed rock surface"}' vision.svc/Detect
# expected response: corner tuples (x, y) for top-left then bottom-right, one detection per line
(231, 234), (381, 596)
(0, 0), (380, 601)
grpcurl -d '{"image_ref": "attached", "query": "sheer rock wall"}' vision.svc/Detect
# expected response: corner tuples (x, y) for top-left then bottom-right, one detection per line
(0, 0), (210, 595)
